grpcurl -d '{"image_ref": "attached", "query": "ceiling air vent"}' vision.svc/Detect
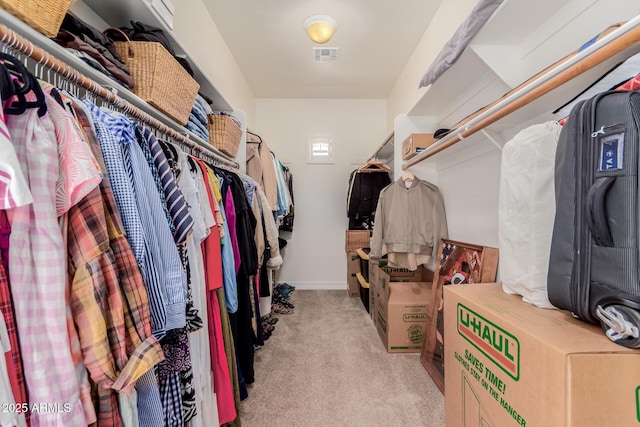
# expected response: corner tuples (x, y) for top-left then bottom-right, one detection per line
(313, 47), (339, 62)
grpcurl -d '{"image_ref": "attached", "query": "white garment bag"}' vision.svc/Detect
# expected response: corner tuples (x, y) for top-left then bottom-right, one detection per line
(498, 121), (561, 308)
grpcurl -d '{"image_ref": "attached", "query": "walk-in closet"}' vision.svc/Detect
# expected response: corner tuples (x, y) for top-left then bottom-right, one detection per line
(0, 0), (639, 426)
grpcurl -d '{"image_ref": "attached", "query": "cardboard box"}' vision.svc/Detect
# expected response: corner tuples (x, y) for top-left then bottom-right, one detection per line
(444, 283), (640, 427)
(346, 251), (360, 297)
(376, 280), (433, 353)
(401, 133), (437, 160)
(369, 260), (379, 321)
(377, 265), (433, 303)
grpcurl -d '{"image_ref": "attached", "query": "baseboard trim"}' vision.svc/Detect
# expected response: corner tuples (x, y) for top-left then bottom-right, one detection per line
(279, 281), (346, 291)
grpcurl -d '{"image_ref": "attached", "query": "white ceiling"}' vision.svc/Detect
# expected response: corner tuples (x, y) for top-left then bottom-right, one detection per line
(202, 0), (443, 99)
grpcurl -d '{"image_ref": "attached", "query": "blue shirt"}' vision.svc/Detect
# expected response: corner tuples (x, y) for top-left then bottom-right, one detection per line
(85, 102), (168, 340)
(86, 104), (187, 332)
(122, 121), (187, 332)
(84, 102), (165, 427)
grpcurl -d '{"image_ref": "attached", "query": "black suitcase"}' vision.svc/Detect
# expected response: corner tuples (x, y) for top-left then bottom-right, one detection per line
(548, 90), (640, 348)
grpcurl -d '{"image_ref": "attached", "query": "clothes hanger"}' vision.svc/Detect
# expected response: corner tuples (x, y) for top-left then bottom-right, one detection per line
(0, 53), (30, 94)
(1, 54), (47, 117)
(1, 54), (29, 115)
(357, 158), (391, 173)
(0, 63), (15, 101)
(401, 171), (415, 182)
(246, 130), (263, 147)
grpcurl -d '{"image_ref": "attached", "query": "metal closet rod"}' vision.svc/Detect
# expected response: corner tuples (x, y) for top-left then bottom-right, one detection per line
(0, 23), (239, 170)
(402, 14), (640, 170)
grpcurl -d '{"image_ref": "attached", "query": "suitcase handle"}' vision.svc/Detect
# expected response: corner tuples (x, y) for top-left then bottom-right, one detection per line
(586, 176), (615, 247)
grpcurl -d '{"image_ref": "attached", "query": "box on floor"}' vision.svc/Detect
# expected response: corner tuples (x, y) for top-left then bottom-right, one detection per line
(444, 283), (640, 427)
(374, 265), (434, 353)
(377, 265), (433, 302)
(345, 251), (360, 297)
(368, 259), (380, 320)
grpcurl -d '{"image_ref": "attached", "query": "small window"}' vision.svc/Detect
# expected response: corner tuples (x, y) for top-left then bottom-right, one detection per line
(308, 137), (334, 164)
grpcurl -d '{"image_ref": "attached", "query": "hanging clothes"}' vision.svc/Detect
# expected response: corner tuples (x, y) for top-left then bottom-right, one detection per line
(0, 42), (259, 427)
(71, 98), (165, 427)
(224, 170), (259, 386)
(137, 127), (200, 424)
(41, 88), (163, 427)
(347, 164), (391, 231)
(6, 96), (91, 427)
(370, 175), (448, 270)
(215, 174), (239, 314)
(0, 96), (31, 427)
(84, 102), (167, 341)
(0, 312), (23, 427)
(175, 148), (220, 427)
(278, 163), (295, 232)
(245, 134), (278, 211)
(272, 153), (291, 220)
(193, 158), (236, 425)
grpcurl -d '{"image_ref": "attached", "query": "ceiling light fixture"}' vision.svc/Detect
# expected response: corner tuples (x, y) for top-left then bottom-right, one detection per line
(303, 15), (337, 44)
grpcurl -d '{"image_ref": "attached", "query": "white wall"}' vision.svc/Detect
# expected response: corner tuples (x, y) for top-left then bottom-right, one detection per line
(255, 99), (387, 290)
(435, 148), (501, 248)
(386, 0), (477, 132)
(174, 0), (256, 127)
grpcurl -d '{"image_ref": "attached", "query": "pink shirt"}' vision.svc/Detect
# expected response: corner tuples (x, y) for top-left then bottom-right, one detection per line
(5, 97), (101, 427)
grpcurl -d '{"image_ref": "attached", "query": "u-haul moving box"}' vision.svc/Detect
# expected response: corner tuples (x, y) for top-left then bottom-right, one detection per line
(444, 283), (640, 427)
(374, 266), (434, 353)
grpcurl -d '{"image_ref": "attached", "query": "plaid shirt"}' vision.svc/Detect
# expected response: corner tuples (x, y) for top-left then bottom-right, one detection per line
(68, 184), (164, 425)
(71, 99), (167, 427)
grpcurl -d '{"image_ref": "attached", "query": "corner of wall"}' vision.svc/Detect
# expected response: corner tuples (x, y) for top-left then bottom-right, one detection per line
(174, 0), (256, 123)
(386, 0), (478, 123)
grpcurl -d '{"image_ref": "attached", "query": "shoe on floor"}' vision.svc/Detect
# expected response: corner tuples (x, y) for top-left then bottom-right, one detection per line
(272, 302), (294, 315)
(276, 283), (296, 291)
(261, 315), (278, 325)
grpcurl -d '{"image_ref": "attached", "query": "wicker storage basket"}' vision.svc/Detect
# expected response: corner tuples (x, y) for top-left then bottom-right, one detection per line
(208, 114), (242, 157)
(108, 28), (199, 126)
(0, 0), (72, 37)
(345, 230), (371, 252)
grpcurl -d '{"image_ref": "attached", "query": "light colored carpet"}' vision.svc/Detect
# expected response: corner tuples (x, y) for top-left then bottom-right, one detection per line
(239, 290), (445, 427)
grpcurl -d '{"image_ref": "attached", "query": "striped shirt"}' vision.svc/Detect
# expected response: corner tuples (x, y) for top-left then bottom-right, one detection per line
(141, 127), (193, 245)
(122, 122), (187, 331)
(83, 102), (169, 340)
(93, 108), (187, 331)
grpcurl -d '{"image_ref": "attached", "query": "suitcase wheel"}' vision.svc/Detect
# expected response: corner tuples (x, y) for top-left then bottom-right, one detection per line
(596, 305), (640, 348)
